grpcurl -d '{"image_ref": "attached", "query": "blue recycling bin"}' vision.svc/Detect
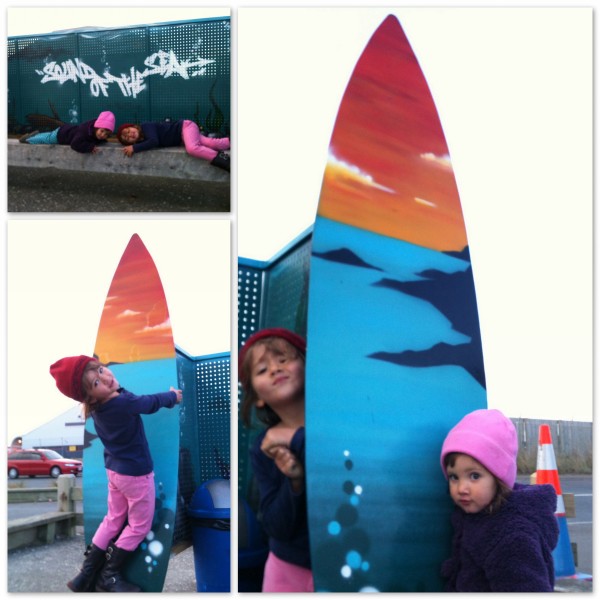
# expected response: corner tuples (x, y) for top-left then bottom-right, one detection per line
(188, 478), (230, 592)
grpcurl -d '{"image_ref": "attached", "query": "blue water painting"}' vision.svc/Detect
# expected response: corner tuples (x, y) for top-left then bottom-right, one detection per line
(306, 218), (486, 592)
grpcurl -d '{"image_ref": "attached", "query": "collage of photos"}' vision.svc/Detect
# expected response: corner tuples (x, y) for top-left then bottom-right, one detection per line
(5, 5), (593, 595)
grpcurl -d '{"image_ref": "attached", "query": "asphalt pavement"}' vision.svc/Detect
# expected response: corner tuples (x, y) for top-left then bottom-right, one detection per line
(7, 166), (230, 212)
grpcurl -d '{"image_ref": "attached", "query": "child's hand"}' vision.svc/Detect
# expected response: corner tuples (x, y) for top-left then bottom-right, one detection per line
(91, 146), (99, 154)
(271, 446), (305, 491)
(170, 387), (183, 403)
(261, 426), (296, 454)
(122, 146), (135, 157)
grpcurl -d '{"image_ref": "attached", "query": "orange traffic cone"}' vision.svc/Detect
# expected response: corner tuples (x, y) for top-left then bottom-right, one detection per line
(536, 424), (576, 578)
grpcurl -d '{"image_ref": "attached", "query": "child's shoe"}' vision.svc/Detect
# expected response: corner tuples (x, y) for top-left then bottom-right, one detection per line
(19, 130), (39, 143)
(210, 151), (230, 172)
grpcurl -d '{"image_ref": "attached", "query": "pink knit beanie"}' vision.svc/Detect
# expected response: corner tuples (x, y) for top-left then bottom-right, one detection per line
(440, 409), (518, 488)
(94, 111), (115, 132)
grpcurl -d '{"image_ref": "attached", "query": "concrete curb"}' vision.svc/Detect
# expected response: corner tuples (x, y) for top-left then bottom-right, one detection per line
(8, 139), (229, 183)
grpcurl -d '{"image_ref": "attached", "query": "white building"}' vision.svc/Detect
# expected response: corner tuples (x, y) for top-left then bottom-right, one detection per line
(21, 405), (85, 457)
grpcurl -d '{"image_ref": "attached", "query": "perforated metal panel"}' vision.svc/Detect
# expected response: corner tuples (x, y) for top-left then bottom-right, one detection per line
(237, 232), (313, 499)
(175, 348), (230, 544)
(8, 17), (230, 136)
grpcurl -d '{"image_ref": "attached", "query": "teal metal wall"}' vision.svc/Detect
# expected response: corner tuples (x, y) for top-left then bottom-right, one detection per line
(8, 17), (230, 136)
(176, 347), (230, 544)
(237, 230), (313, 505)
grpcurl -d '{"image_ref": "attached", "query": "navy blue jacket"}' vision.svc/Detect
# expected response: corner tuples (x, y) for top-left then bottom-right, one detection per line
(130, 121), (184, 154)
(91, 388), (178, 476)
(250, 426), (310, 569)
(441, 483), (559, 592)
(57, 120), (106, 154)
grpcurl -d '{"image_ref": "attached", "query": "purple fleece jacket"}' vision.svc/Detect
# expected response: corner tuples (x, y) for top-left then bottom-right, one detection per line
(250, 426), (310, 569)
(441, 483), (559, 592)
(57, 120), (106, 153)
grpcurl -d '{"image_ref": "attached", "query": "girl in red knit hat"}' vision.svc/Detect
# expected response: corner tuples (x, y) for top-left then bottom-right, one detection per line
(116, 119), (230, 171)
(49, 354), (182, 593)
(19, 110), (115, 154)
(239, 328), (313, 592)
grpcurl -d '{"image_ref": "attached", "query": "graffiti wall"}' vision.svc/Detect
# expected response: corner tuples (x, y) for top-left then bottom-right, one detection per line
(8, 17), (230, 135)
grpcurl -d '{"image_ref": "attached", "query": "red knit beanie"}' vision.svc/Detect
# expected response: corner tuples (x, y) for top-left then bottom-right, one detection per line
(116, 123), (137, 143)
(50, 355), (96, 401)
(238, 328), (306, 384)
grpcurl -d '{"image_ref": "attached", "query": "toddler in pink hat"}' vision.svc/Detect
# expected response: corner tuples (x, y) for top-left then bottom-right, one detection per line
(20, 110), (115, 153)
(439, 408), (559, 592)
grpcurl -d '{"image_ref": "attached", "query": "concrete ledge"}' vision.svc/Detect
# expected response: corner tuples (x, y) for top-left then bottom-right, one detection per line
(7, 139), (229, 183)
(8, 512), (78, 550)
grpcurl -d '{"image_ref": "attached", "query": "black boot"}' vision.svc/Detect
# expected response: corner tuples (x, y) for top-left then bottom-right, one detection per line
(210, 151), (230, 172)
(94, 542), (141, 592)
(67, 543), (106, 592)
(19, 130), (39, 143)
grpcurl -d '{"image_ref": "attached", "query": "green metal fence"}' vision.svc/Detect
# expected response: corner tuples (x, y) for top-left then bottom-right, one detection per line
(237, 229), (313, 507)
(8, 17), (230, 136)
(175, 348), (230, 544)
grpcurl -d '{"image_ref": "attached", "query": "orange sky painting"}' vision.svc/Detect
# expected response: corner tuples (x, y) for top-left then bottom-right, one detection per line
(94, 234), (175, 365)
(318, 15), (468, 252)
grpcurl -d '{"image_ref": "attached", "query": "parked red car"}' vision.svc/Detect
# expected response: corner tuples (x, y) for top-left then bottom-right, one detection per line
(7, 449), (82, 479)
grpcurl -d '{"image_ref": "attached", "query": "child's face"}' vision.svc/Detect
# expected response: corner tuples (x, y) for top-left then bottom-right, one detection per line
(119, 127), (140, 144)
(250, 342), (305, 413)
(95, 128), (111, 140)
(446, 454), (497, 514)
(84, 365), (120, 401)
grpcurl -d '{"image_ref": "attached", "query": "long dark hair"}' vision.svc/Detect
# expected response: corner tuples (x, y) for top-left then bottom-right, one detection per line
(79, 360), (106, 418)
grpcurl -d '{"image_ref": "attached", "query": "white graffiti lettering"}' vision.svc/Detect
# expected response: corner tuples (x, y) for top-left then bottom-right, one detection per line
(35, 50), (215, 98)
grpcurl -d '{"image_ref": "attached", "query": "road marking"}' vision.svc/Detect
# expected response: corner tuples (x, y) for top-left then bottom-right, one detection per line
(569, 521), (593, 525)
(574, 494), (592, 497)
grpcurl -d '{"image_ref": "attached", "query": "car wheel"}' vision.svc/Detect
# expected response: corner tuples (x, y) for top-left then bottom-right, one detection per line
(50, 466), (61, 478)
(8, 468), (19, 479)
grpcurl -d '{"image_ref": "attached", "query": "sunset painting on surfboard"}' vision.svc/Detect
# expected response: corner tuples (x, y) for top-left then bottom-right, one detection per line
(94, 233), (175, 365)
(318, 15), (467, 253)
(84, 233), (180, 592)
(306, 15), (487, 592)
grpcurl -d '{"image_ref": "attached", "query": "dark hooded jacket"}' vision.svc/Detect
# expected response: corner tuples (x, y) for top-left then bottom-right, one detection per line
(57, 120), (106, 153)
(441, 483), (558, 592)
(250, 426), (310, 569)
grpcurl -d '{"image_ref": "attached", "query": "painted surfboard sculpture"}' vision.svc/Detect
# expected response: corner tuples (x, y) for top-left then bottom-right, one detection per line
(83, 233), (180, 592)
(305, 15), (487, 592)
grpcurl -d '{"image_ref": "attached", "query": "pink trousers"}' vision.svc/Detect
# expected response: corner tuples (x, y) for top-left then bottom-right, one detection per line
(262, 552), (315, 593)
(92, 470), (155, 551)
(181, 119), (230, 161)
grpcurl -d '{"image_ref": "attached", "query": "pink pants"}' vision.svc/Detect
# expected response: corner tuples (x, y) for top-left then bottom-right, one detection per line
(92, 470), (155, 551)
(262, 552), (315, 593)
(181, 119), (230, 161)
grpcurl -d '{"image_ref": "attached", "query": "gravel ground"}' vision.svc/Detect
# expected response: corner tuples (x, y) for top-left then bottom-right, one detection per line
(7, 532), (198, 593)
(7, 166), (230, 212)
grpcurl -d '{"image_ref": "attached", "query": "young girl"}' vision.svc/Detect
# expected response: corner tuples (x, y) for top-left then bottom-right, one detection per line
(440, 408), (559, 592)
(116, 120), (230, 172)
(19, 111), (115, 154)
(239, 328), (313, 592)
(50, 354), (182, 593)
